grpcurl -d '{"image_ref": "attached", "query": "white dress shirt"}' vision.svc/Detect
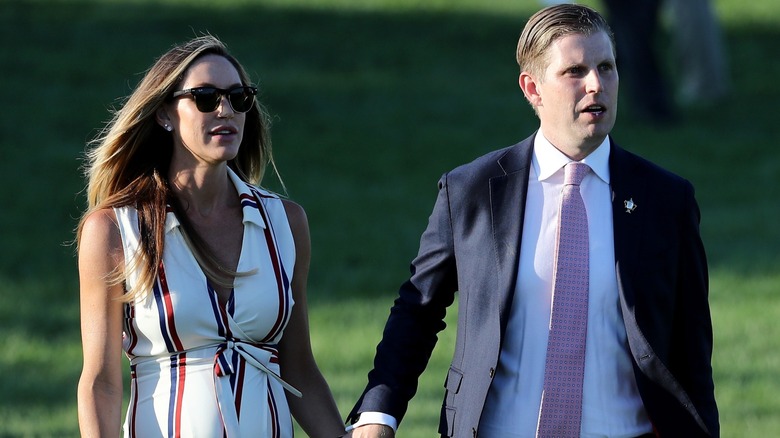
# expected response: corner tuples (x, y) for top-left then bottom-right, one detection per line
(479, 133), (652, 437)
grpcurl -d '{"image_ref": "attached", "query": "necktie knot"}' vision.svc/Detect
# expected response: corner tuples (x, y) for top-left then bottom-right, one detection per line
(564, 162), (590, 186)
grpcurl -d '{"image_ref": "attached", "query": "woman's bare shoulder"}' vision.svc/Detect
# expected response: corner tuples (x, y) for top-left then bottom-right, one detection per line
(79, 208), (123, 258)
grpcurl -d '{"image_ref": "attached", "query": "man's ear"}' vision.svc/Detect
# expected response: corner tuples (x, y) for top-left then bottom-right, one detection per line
(519, 71), (542, 108)
(156, 107), (172, 131)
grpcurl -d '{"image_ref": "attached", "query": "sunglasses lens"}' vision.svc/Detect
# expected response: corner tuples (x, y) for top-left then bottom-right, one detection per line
(229, 87), (255, 113)
(191, 88), (221, 113)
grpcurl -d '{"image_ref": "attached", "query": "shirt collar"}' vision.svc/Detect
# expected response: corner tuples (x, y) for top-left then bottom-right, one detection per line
(228, 167), (267, 229)
(164, 167), (268, 234)
(532, 132), (611, 184)
(164, 205), (180, 233)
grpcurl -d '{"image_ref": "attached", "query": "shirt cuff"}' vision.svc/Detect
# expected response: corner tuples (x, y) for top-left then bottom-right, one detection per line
(345, 412), (398, 432)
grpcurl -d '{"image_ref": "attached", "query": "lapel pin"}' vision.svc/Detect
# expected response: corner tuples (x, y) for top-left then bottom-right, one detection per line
(624, 198), (637, 213)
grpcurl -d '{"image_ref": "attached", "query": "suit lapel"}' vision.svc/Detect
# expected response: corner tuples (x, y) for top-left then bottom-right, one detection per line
(610, 142), (709, 432)
(610, 140), (655, 347)
(610, 142), (645, 298)
(489, 137), (534, 332)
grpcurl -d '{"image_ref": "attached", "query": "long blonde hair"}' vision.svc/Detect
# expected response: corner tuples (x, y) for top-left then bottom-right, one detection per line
(77, 35), (276, 301)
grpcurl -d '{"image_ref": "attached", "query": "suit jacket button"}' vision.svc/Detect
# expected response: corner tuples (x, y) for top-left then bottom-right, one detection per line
(472, 427), (477, 437)
(489, 367), (495, 378)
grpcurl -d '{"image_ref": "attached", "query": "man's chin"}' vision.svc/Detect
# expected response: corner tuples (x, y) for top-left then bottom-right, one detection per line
(583, 124), (614, 142)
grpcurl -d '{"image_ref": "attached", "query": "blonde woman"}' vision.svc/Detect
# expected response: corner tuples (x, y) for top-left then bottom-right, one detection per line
(76, 35), (345, 437)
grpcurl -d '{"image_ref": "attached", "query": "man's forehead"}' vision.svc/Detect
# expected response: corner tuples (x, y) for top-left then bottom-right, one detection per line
(547, 32), (615, 62)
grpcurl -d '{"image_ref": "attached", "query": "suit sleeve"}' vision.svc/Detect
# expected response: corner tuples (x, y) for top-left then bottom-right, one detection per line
(348, 173), (459, 424)
(675, 182), (720, 436)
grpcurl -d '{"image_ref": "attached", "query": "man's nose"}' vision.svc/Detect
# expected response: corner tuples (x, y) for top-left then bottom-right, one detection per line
(585, 69), (603, 93)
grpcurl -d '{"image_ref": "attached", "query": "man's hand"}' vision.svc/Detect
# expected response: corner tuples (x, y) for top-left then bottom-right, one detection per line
(347, 424), (395, 438)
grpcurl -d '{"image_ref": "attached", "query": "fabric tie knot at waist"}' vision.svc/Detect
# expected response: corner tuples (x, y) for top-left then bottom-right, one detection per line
(211, 339), (301, 437)
(214, 339), (302, 397)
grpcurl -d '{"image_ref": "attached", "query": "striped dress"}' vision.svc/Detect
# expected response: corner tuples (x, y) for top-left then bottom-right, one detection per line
(116, 169), (297, 437)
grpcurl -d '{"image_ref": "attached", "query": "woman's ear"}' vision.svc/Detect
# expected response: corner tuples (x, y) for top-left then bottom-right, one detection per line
(156, 107), (173, 132)
(519, 71), (542, 108)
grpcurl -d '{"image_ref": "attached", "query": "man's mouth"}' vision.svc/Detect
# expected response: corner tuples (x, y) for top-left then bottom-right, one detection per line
(582, 104), (606, 114)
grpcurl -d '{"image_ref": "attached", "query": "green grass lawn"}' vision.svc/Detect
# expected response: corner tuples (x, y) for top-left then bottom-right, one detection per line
(1, 0), (778, 436)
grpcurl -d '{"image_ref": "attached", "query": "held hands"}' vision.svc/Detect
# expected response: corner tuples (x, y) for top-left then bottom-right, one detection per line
(346, 424), (395, 438)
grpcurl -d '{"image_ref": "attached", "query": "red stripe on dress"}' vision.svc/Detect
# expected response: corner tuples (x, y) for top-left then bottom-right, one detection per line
(158, 263), (185, 352)
(234, 357), (247, 420)
(174, 354), (187, 437)
(128, 364), (139, 438)
(124, 303), (138, 356)
(239, 192), (257, 203)
(268, 389), (280, 438)
(254, 196), (289, 343)
(256, 344), (280, 364)
(218, 300), (233, 340)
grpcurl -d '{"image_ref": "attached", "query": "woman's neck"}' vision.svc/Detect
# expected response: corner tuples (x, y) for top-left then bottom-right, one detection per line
(168, 162), (235, 219)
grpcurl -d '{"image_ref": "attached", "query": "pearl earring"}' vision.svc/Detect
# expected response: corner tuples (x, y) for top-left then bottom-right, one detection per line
(164, 124), (172, 132)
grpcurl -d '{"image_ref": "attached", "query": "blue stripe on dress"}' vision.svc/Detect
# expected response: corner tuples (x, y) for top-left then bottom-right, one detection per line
(153, 279), (176, 353)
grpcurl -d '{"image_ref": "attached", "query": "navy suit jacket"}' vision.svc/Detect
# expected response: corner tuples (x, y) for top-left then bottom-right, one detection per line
(348, 134), (719, 437)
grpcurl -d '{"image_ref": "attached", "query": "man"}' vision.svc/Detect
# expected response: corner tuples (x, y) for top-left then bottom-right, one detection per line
(346, 4), (719, 437)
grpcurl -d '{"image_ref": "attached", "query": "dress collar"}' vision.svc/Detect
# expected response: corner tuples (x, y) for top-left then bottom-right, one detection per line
(164, 167), (268, 233)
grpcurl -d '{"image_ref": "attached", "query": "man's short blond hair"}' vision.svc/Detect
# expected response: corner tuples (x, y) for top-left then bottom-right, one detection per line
(516, 4), (615, 78)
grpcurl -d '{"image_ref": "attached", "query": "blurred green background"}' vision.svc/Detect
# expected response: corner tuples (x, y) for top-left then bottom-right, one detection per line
(1, 0), (778, 436)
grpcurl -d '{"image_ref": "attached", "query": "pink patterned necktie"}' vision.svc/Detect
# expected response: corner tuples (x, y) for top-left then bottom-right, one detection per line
(537, 162), (591, 437)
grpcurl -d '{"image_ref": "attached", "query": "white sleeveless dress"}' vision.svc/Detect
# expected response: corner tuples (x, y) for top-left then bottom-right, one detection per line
(116, 169), (297, 437)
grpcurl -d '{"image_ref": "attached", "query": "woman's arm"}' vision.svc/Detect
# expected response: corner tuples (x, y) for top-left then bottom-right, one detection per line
(279, 200), (346, 438)
(77, 209), (126, 437)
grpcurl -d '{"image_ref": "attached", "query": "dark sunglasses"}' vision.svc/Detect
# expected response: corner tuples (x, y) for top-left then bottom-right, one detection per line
(171, 85), (258, 113)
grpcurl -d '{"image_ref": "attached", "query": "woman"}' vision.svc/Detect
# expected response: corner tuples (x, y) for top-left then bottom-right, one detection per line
(76, 35), (346, 437)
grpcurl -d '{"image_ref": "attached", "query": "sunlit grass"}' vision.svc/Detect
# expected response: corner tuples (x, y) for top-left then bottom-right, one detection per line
(709, 270), (780, 436)
(1, 0), (779, 435)
(305, 296), (458, 437)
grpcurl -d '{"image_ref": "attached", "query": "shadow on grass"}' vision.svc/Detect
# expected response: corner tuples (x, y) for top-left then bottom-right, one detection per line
(1, 0), (779, 435)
